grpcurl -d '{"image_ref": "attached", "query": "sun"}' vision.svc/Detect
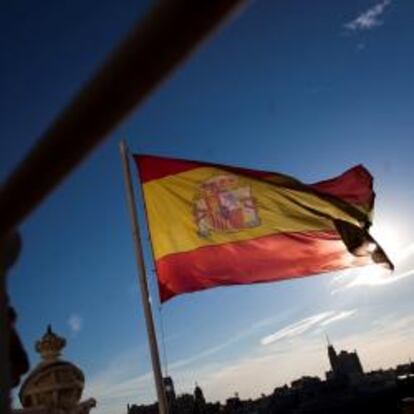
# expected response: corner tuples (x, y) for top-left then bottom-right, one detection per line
(346, 220), (405, 288)
(370, 221), (403, 263)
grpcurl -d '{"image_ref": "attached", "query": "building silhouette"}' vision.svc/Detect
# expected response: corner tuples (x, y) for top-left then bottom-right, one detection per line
(194, 383), (206, 414)
(326, 338), (364, 382)
(126, 339), (414, 414)
(163, 376), (176, 409)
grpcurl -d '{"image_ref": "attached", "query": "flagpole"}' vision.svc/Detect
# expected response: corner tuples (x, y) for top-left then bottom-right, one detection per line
(119, 141), (168, 414)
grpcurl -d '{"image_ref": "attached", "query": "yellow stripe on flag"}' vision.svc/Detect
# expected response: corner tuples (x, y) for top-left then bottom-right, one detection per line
(143, 166), (365, 259)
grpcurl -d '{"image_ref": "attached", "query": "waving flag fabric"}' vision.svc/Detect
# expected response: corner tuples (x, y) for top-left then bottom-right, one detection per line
(133, 155), (392, 302)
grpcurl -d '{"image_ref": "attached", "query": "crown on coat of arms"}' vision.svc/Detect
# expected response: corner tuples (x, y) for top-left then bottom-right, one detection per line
(193, 174), (261, 238)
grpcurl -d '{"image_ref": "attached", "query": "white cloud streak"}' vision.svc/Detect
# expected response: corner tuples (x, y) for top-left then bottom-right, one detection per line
(260, 309), (356, 346)
(345, 0), (392, 31)
(261, 312), (332, 345)
(320, 310), (357, 326)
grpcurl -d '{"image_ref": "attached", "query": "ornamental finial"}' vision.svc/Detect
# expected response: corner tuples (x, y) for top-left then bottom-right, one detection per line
(35, 325), (66, 362)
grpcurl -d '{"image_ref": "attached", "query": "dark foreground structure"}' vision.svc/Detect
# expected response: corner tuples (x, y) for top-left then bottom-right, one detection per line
(0, 1), (246, 412)
(127, 342), (414, 414)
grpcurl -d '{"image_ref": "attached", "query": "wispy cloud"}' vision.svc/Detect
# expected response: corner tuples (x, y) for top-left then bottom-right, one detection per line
(356, 42), (366, 52)
(213, 312), (414, 402)
(345, 0), (392, 32)
(84, 315), (286, 414)
(320, 310), (357, 326)
(260, 310), (356, 346)
(169, 314), (288, 370)
(68, 314), (83, 335)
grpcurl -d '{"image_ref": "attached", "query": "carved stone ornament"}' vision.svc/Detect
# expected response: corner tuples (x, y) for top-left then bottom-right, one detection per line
(17, 326), (95, 414)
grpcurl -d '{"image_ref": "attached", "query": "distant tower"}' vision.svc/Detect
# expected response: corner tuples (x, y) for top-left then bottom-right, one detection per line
(194, 383), (206, 413)
(16, 325), (96, 414)
(163, 376), (176, 407)
(326, 338), (364, 381)
(327, 337), (338, 373)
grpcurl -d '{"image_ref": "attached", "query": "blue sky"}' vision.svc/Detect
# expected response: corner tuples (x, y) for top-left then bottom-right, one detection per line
(2, 1), (414, 413)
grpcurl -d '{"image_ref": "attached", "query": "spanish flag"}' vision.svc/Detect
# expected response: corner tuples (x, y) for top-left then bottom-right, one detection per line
(133, 155), (392, 302)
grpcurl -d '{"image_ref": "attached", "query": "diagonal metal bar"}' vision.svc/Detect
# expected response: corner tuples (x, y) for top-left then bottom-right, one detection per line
(0, 0), (247, 238)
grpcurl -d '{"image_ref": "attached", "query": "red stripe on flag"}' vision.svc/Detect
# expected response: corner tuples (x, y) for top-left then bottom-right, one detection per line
(134, 155), (204, 183)
(310, 165), (374, 208)
(155, 230), (371, 302)
(134, 154), (272, 183)
(134, 155), (373, 206)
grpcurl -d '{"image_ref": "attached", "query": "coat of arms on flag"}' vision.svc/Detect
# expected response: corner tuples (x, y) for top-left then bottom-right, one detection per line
(193, 175), (260, 237)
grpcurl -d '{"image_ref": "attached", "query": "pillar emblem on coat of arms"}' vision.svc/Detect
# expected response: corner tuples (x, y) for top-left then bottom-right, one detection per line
(193, 174), (261, 237)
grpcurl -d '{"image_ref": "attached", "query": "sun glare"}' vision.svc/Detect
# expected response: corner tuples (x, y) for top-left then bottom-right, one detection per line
(370, 221), (403, 262)
(346, 220), (410, 288)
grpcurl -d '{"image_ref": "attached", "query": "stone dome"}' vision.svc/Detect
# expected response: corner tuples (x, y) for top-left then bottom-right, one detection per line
(19, 326), (85, 410)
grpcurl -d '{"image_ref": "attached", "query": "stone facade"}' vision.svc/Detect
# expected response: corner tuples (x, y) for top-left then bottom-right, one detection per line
(13, 326), (96, 414)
